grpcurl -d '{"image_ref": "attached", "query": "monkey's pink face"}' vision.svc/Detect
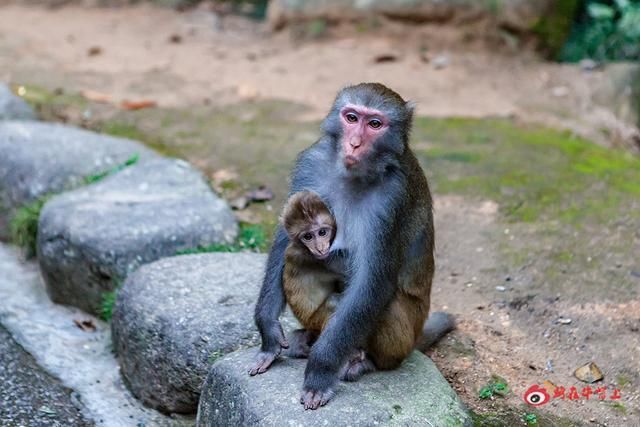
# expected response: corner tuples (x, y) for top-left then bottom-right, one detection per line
(300, 224), (334, 260)
(340, 104), (388, 168)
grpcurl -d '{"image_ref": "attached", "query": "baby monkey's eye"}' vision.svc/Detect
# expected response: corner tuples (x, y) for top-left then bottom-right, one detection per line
(318, 228), (328, 237)
(345, 113), (358, 123)
(369, 119), (382, 129)
(302, 232), (313, 241)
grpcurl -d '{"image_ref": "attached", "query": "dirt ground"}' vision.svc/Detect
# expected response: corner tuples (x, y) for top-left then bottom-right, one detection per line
(1, 3), (638, 150)
(1, 4), (639, 426)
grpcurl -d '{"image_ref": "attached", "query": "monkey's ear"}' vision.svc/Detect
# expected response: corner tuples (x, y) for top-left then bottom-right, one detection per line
(405, 101), (416, 116)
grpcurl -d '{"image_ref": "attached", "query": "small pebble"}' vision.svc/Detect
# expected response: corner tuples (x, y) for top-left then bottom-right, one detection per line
(557, 317), (572, 324)
(495, 286), (506, 292)
(579, 59), (600, 72)
(574, 362), (603, 383)
(551, 86), (569, 97)
(432, 55), (449, 69)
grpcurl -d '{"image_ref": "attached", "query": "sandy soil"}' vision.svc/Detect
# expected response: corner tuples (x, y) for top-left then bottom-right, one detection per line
(0, 4), (638, 426)
(431, 196), (639, 426)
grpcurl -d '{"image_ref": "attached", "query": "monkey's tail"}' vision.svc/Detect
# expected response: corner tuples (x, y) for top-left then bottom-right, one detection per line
(416, 312), (455, 351)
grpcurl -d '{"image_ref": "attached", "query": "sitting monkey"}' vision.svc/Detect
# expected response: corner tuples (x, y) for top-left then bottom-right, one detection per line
(281, 191), (343, 356)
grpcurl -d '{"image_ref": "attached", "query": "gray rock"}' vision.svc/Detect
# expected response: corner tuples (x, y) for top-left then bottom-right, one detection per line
(38, 159), (238, 315)
(0, 121), (156, 238)
(593, 63), (640, 128)
(0, 243), (183, 427)
(0, 84), (35, 121)
(197, 349), (472, 426)
(268, 0), (559, 32)
(111, 253), (298, 414)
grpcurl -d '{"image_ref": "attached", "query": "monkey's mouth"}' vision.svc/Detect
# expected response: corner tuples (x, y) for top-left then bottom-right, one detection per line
(315, 252), (330, 260)
(344, 155), (359, 168)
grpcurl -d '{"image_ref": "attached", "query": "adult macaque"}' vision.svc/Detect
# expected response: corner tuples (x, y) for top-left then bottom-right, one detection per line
(280, 191), (342, 356)
(250, 83), (453, 410)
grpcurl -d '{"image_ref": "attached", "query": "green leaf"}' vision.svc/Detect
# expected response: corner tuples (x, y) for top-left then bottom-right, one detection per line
(479, 386), (493, 399)
(492, 382), (509, 396)
(614, 0), (631, 11)
(618, 9), (640, 38)
(524, 413), (538, 426)
(588, 3), (615, 19)
(84, 153), (139, 185)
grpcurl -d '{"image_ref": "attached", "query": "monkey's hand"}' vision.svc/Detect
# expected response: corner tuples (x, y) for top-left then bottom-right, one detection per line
(300, 387), (335, 410)
(300, 356), (338, 409)
(248, 321), (289, 376)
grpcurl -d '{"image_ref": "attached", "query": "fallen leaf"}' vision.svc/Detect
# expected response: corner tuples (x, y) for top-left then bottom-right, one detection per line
(373, 54), (398, 64)
(211, 168), (239, 184)
(80, 90), (112, 103)
(234, 210), (261, 224)
(87, 46), (102, 56)
(230, 196), (250, 210)
(73, 318), (96, 332)
(574, 362), (603, 383)
(120, 99), (157, 110)
(542, 380), (556, 394)
(247, 185), (274, 202)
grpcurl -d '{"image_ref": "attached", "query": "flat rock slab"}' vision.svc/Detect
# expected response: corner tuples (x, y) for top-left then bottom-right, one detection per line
(0, 120), (156, 237)
(38, 158), (238, 314)
(197, 349), (472, 427)
(0, 84), (34, 121)
(111, 253), (299, 414)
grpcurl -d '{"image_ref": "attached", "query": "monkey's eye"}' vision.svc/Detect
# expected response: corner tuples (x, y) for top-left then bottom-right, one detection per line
(369, 119), (382, 129)
(345, 113), (358, 123)
(302, 232), (313, 241)
(318, 228), (327, 237)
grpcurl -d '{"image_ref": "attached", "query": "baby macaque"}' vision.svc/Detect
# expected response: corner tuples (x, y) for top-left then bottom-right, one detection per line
(281, 191), (342, 355)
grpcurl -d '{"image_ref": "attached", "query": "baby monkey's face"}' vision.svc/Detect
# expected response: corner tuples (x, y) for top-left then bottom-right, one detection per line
(300, 216), (334, 260)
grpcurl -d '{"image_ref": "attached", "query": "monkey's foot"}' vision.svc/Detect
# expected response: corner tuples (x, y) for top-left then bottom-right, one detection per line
(248, 351), (279, 376)
(300, 387), (335, 410)
(249, 321), (289, 375)
(283, 329), (316, 359)
(338, 350), (376, 382)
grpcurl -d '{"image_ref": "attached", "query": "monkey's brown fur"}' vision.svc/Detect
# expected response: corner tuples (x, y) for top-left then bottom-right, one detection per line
(282, 191), (342, 334)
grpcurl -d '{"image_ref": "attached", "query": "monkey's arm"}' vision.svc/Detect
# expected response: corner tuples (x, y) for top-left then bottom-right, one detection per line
(249, 226), (289, 375)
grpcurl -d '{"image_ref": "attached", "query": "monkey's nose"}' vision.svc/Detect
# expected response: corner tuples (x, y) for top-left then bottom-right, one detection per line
(350, 137), (361, 148)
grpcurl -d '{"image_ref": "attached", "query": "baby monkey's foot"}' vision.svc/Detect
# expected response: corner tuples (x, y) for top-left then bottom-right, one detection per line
(284, 329), (317, 358)
(339, 349), (376, 382)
